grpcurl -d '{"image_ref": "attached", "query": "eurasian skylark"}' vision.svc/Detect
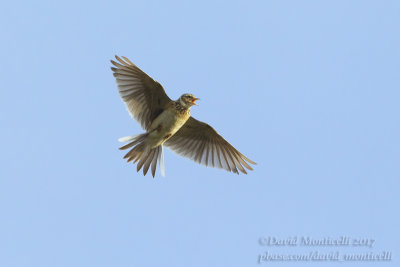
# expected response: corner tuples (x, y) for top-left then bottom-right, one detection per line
(111, 55), (256, 177)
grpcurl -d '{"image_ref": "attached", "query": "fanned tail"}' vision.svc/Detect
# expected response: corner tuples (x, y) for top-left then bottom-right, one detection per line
(119, 133), (165, 177)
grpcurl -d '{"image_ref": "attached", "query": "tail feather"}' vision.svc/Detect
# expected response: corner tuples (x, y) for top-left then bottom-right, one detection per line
(120, 139), (141, 151)
(142, 149), (155, 176)
(159, 145), (165, 177)
(151, 148), (159, 177)
(124, 143), (145, 163)
(119, 133), (165, 177)
(136, 146), (151, 172)
(118, 135), (139, 142)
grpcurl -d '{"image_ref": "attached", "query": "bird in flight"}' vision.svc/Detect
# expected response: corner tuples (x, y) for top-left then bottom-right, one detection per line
(111, 55), (256, 177)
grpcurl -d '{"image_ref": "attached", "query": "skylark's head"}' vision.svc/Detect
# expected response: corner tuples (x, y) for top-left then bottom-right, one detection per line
(179, 93), (199, 108)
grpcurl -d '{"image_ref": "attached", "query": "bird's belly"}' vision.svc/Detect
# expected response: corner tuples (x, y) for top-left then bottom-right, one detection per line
(147, 109), (189, 147)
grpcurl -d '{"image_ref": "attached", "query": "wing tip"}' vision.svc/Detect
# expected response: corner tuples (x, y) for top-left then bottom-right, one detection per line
(243, 156), (257, 165)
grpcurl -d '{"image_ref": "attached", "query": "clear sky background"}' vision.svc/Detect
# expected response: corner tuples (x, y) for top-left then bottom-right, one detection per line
(1, 0), (399, 266)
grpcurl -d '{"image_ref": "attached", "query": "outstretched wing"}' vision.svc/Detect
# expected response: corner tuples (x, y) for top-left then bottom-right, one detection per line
(111, 55), (171, 130)
(165, 117), (256, 174)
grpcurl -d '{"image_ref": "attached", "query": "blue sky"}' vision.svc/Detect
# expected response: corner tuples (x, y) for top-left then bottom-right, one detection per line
(1, 0), (399, 266)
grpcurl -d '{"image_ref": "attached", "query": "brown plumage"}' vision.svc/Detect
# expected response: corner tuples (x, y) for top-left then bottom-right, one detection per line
(111, 55), (256, 177)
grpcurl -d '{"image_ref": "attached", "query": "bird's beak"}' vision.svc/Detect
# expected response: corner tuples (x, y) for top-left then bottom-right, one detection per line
(192, 98), (200, 105)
